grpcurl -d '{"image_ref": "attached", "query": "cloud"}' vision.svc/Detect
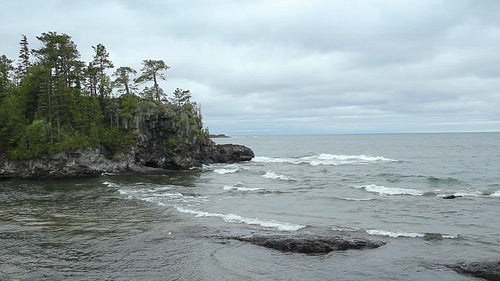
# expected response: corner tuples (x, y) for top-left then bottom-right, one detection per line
(1, 0), (499, 134)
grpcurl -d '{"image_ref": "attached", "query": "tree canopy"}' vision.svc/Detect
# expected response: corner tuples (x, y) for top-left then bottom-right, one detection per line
(0, 32), (201, 160)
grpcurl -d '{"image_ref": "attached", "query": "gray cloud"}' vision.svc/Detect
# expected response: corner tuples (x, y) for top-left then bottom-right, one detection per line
(1, 0), (499, 134)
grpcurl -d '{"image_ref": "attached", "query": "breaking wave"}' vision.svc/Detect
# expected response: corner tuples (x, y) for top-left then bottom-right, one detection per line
(365, 229), (458, 239)
(214, 165), (240, 174)
(253, 153), (397, 166)
(353, 184), (424, 196)
(223, 185), (264, 192)
(263, 171), (296, 181)
(175, 206), (306, 231)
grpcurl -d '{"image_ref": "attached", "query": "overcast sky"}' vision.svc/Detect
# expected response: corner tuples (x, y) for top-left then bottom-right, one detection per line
(1, 0), (499, 135)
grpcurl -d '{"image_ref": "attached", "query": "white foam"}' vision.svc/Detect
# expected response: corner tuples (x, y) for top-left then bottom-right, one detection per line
(339, 197), (374, 201)
(214, 165), (240, 174)
(223, 185), (264, 192)
(103, 181), (120, 188)
(175, 206), (305, 231)
(253, 154), (397, 166)
(491, 191), (500, 197)
(366, 229), (425, 238)
(355, 184), (424, 196)
(366, 229), (458, 239)
(263, 171), (295, 181)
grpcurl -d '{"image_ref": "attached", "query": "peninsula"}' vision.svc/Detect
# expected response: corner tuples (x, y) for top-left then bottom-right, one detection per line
(0, 32), (254, 179)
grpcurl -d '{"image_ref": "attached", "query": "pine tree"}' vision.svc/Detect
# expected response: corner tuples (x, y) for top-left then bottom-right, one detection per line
(0, 55), (14, 94)
(113, 66), (137, 96)
(172, 88), (192, 106)
(91, 44), (113, 99)
(16, 34), (31, 81)
(135, 59), (169, 102)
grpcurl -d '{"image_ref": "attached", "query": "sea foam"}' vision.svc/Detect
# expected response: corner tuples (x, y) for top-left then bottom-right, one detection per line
(214, 165), (240, 174)
(355, 184), (424, 196)
(263, 171), (295, 181)
(223, 185), (264, 192)
(365, 229), (458, 239)
(253, 154), (397, 166)
(175, 206), (305, 231)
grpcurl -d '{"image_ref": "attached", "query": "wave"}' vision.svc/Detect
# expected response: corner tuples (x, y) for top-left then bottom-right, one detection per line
(263, 171), (296, 181)
(354, 184), (500, 198)
(365, 229), (458, 239)
(337, 197), (375, 201)
(253, 153), (398, 166)
(214, 165), (240, 174)
(175, 206), (305, 231)
(223, 185), (264, 192)
(354, 184), (424, 196)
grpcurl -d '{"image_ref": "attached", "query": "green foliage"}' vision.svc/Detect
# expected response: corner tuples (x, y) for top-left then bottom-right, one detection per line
(135, 59), (169, 101)
(168, 137), (179, 148)
(1, 31), (210, 161)
(0, 94), (28, 151)
(8, 119), (50, 159)
(0, 55), (14, 93)
(100, 127), (135, 158)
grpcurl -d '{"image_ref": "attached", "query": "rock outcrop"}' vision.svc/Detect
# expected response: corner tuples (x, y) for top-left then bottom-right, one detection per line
(0, 101), (254, 179)
(225, 233), (385, 254)
(448, 261), (500, 281)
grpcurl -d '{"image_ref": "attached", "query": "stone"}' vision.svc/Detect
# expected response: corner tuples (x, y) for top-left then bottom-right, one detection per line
(442, 195), (462, 199)
(448, 260), (500, 281)
(226, 233), (385, 254)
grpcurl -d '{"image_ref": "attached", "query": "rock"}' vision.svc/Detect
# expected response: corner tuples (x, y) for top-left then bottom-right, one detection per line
(226, 233), (385, 254)
(443, 195), (462, 199)
(423, 233), (443, 241)
(213, 144), (255, 163)
(448, 260), (500, 281)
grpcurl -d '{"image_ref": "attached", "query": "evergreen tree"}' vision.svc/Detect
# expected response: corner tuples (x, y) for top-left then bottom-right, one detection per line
(135, 59), (169, 102)
(113, 66), (137, 96)
(0, 55), (14, 93)
(31, 32), (84, 141)
(91, 43), (113, 99)
(32, 32), (83, 88)
(172, 88), (192, 106)
(16, 34), (31, 81)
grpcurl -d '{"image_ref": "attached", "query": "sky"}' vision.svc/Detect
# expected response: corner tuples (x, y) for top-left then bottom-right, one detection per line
(1, 0), (499, 135)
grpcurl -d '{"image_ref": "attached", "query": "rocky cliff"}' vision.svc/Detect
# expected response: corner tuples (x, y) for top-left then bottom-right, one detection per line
(0, 101), (254, 179)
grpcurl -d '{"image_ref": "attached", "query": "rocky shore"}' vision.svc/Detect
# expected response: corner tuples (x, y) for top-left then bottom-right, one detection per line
(0, 101), (254, 179)
(448, 260), (500, 281)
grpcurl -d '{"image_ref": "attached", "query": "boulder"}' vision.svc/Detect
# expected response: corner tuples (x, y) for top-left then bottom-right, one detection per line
(448, 260), (500, 281)
(226, 233), (385, 254)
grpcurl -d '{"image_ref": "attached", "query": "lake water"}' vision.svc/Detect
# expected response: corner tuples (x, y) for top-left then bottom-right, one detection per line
(1, 133), (499, 280)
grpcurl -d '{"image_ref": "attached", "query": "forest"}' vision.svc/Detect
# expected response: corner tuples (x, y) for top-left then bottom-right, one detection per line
(0, 32), (196, 160)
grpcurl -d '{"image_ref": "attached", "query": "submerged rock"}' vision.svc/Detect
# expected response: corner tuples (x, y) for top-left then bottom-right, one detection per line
(448, 260), (500, 281)
(423, 233), (443, 241)
(226, 233), (385, 254)
(442, 195), (462, 199)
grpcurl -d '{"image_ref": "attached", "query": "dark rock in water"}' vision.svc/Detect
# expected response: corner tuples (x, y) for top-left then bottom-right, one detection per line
(448, 260), (500, 281)
(227, 233), (385, 254)
(423, 233), (443, 241)
(443, 194), (462, 199)
(210, 144), (255, 163)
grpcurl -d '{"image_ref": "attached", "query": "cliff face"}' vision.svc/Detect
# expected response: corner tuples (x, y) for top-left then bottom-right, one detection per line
(0, 101), (254, 179)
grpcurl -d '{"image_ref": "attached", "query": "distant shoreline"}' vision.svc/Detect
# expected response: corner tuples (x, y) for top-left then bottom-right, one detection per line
(209, 134), (230, 138)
